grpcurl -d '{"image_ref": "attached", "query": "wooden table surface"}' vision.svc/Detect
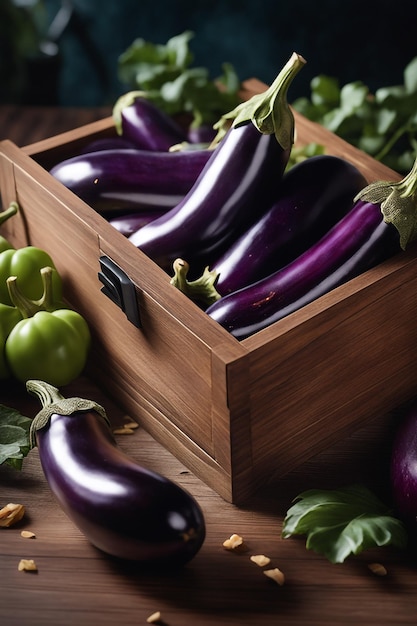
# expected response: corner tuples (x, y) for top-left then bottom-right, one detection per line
(1, 105), (417, 626)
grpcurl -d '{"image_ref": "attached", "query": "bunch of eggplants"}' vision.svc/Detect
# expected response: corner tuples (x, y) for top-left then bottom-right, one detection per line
(50, 90), (214, 215)
(203, 157), (417, 339)
(49, 52), (417, 340)
(50, 53), (306, 243)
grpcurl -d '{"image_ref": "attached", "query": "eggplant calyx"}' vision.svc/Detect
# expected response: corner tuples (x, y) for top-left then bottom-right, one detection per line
(355, 155), (417, 250)
(112, 90), (148, 135)
(0, 201), (19, 226)
(211, 52), (306, 148)
(170, 258), (221, 307)
(26, 379), (110, 449)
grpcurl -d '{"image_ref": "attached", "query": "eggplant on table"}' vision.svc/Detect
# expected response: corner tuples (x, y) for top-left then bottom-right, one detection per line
(205, 156), (417, 340)
(27, 379), (206, 566)
(391, 399), (417, 527)
(128, 52), (307, 273)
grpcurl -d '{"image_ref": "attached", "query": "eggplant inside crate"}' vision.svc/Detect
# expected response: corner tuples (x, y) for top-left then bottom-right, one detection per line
(1, 79), (417, 503)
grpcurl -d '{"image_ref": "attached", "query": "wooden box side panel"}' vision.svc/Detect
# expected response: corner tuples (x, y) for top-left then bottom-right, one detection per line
(95, 234), (218, 453)
(245, 247), (417, 483)
(0, 145), (102, 298)
(0, 143), (215, 451)
(22, 117), (116, 171)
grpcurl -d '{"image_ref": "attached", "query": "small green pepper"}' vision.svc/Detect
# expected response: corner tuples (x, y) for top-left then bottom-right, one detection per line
(5, 267), (90, 386)
(0, 245), (62, 306)
(0, 302), (22, 379)
(0, 201), (18, 254)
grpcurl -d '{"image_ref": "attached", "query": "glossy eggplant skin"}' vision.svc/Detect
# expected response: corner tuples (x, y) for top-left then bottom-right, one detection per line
(391, 400), (417, 524)
(35, 409), (206, 564)
(109, 210), (165, 236)
(116, 95), (188, 151)
(80, 136), (137, 153)
(50, 148), (212, 213)
(211, 155), (368, 296)
(206, 200), (400, 340)
(129, 121), (290, 272)
(187, 124), (216, 145)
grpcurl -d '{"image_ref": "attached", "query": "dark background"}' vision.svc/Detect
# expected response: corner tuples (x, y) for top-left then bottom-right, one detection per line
(1, 0), (417, 107)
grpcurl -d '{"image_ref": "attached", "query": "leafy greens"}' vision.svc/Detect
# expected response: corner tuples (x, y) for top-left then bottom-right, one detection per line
(117, 30), (242, 128)
(282, 485), (407, 564)
(292, 57), (417, 174)
(0, 404), (32, 470)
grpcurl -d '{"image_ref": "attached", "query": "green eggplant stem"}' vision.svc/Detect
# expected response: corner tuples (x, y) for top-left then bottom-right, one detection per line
(170, 258), (221, 306)
(211, 51), (306, 147)
(27, 379), (66, 407)
(113, 90), (147, 135)
(355, 153), (417, 250)
(26, 379), (109, 449)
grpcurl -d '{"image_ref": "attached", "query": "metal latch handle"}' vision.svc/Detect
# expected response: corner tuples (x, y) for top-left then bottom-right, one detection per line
(98, 256), (141, 328)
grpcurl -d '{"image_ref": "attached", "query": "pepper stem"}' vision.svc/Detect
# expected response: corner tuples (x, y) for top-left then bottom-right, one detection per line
(0, 201), (18, 226)
(170, 258), (221, 307)
(7, 266), (56, 318)
(211, 52), (306, 147)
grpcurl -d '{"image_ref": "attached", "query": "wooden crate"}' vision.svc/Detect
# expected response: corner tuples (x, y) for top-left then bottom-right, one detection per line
(1, 81), (416, 503)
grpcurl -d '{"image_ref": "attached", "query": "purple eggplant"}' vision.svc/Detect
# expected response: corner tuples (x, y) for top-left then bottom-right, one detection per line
(27, 379), (206, 565)
(109, 210), (165, 236)
(206, 200), (398, 339)
(113, 91), (188, 151)
(206, 157), (417, 339)
(80, 136), (137, 153)
(187, 124), (217, 145)
(129, 53), (306, 272)
(391, 399), (417, 524)
(50, 148), (212, 213)
(202, 155), (368, 299)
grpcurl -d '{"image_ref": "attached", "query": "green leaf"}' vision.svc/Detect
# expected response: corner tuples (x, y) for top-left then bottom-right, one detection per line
(282, 485), (408, 564)
(0, 404), (32, 469)
(375, 108), (397, 135)
(339, 81), (369, 111)
(216, 62), (241, 94)
(404, 56), (417, 93)
(310, 75), (340, 108)
(117, 31), (242, 127)
(290, 56), (417, 174)
(358, 134), (386, 156)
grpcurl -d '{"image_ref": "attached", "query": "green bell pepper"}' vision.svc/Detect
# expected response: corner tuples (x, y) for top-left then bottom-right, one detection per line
(0, 302), (22, 379)
(5, 267), (90, 386)
(0, 201), (18, 254)
(0, 245), (62, 306)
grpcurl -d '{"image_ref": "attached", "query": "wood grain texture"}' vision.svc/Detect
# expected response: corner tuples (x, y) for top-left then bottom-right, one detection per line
(1, 377), (416, 626)
(0, 79), (417, 503)
(0, 83), (414, 504)
(2, 104), (417, 625)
